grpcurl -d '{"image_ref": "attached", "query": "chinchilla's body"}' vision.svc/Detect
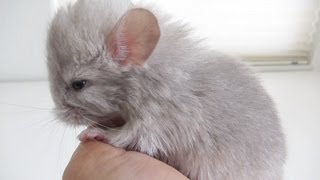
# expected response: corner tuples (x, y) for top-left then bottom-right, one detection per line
(47, 0), (286, 179)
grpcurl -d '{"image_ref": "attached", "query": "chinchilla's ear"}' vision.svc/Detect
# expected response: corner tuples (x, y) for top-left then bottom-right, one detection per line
(106, 8), (160, 66)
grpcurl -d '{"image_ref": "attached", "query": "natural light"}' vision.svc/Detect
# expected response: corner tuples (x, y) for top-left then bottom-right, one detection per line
(133, 0), (320, 65)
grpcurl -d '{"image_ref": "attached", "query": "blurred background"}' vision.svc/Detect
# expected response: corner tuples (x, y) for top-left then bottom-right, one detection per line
(0, 0), (319, 179)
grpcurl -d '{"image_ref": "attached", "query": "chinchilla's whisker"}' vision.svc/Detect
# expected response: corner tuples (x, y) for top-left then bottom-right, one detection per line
(56, 126), (68, 170)
(72, 126), (78, 140)
(17, 109), (47, 114)
(82, 116), (113, 130)
(16, 109), (54, 115)
(26, 116), (60, 130)
(2, 109), (52, 118)
(42, 118), (60, 128)
(0, 102), (53, 110)
(82, 116), (122, 132)
(25, 116), (51, 127)
(46, 122), (64, 144)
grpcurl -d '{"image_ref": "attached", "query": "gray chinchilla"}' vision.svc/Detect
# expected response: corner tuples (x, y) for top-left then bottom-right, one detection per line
(46, 0), (286, 179)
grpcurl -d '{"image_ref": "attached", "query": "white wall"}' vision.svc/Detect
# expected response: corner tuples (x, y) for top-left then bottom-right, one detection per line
(0, 0), (51, 81)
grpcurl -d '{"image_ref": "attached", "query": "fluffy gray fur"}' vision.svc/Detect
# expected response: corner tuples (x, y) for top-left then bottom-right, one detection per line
(47, 0), (286, 179)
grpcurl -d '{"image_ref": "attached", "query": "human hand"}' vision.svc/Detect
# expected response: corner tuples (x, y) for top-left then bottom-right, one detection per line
(63, 141), (188, 180)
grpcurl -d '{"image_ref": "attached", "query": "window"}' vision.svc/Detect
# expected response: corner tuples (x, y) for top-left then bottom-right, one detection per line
(134, 0), (320, 68)
(55, 0), (320, 68)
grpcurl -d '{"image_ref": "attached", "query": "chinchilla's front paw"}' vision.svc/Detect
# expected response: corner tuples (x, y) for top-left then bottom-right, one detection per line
(78, 127), (132, 149)
(78, 127), (109, 143)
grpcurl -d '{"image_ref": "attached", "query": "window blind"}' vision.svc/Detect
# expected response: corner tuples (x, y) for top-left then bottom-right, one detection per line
(134, 0), (320, 66)
(54, 0), (320, 66)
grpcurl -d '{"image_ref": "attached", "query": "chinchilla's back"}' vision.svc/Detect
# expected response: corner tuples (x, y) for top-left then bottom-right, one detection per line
(191, 53), (286, 179)
(142, 14), (286, 179)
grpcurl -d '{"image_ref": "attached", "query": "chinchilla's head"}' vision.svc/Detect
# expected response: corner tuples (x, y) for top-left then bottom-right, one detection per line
(46, 0), (160, 127)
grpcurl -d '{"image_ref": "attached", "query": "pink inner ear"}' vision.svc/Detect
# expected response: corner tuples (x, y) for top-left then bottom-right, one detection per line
(106, 8), (160, 65)
(107, 25), (130, 65)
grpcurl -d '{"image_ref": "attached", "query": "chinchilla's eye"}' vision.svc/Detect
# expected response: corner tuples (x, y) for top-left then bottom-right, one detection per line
(71, 80), (87, 90)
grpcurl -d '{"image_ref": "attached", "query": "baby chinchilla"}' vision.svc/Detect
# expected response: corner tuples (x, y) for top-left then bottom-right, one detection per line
(46, 0), (286, 179)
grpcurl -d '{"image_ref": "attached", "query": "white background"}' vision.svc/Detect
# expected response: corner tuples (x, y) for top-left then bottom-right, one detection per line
(0, 0), (50, 81)
(0, 0), (320, 180)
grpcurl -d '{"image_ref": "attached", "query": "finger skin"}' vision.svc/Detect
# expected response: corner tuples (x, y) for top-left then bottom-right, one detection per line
(63, 141), (189, 180)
